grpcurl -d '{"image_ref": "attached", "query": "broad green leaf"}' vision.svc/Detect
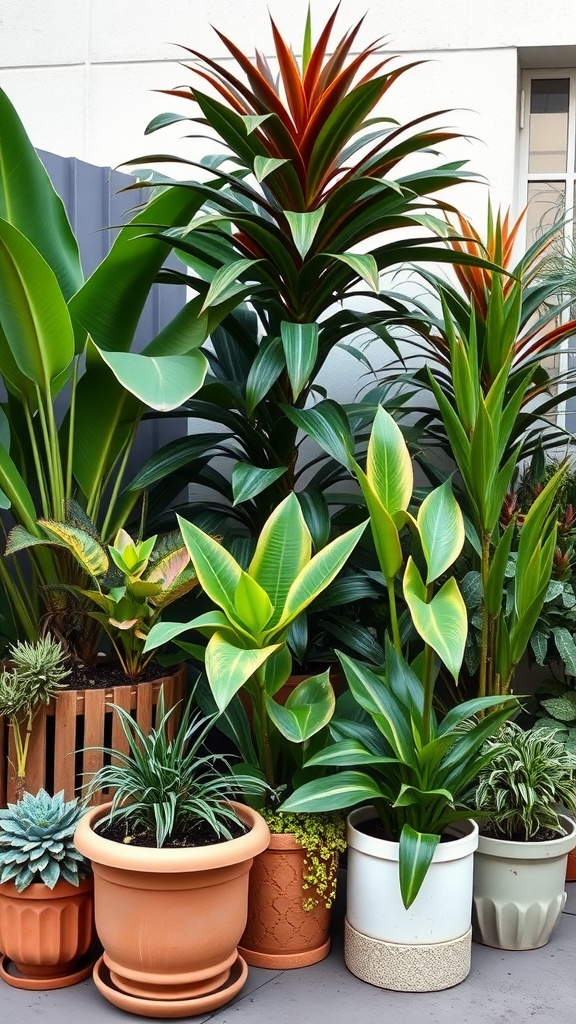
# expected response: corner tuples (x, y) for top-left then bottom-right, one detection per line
(265, 670), (334, 742)
(485, 521), (515, 617)
(403, 559), (467, 680)
(94, 348), (208, 412)
(70, 185), (209, 354)
(143, 611), (232, 652)
(205, 633), (280, 711)
(246, 334), (285, 414)
(366, 407), (413, 515)
(0, 89), (83, 300)
(281, 770), (385, 813)
(551, 628), (576, 677)
(200, 259), (261, 314)
(233, 572), (274, 634)
(283, 401), (356, 472)
(177, 516), (243, 625)
(304, 739), (400, 769)
(398, 825), (440, 909)
(242, 114), (273, 133)
(0, 447), (37, 530)
(232, 463), (288, 505)
(393, 784), (453, 808)
(0, 220), (74, 396)
(356, 467), (403, 581)
(262, 646), (293, 696)
(325, 252), (380, 293)
(280, 321), (319, 400)
(145, 112), (191, 134)
(249, 493), (312, 630)
(417, 479), (464, 584)
(279, 520), (367, 628)
(337, 651), (416, 766)
(285, 208), (325, 258)
(254, 156), (289, 181)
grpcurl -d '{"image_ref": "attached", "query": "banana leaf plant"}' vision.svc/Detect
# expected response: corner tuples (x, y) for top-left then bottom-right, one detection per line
(144, 492), (367, 795)
(282, 407), (517, 908)
(9, 501), (198, 677)
(0, 88), (235, 655)
(127, 5), (490, 532)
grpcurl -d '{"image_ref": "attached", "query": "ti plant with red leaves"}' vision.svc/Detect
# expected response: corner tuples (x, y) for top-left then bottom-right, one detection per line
(130, 7), (482, 537)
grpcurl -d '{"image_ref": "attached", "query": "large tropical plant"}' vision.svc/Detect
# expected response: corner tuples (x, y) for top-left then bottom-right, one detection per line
(129, 6), (486, 535)
(0, 89), (236, 656)
(282, 407), (517, 908)
(144, 493), (367, 795)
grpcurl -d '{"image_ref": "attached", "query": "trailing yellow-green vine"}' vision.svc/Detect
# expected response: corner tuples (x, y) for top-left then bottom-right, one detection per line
(264, 810), (346, 910)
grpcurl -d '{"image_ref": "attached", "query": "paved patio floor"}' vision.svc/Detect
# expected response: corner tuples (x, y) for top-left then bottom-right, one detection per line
(3, 880), (574, 1023)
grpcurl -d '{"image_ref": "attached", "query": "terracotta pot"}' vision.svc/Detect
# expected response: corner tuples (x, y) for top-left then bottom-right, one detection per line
(239, 832), (332, 969)
(0, 876), (95, 989)
(74, 801), (269, 1011)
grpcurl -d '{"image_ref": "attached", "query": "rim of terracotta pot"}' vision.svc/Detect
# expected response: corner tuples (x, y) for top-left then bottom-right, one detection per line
(476, 813), (576, 860)
(74, 801), (270, 872)
(347, 805), (479, 863)
(0, 876), (93, 900)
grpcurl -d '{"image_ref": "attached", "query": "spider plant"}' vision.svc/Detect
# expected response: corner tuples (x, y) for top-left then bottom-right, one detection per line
(84, 688), (269, 847)
(474, 722), (576, 840)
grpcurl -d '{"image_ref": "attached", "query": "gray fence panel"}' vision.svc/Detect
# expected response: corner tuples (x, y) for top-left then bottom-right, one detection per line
(39, 151), (188, 493)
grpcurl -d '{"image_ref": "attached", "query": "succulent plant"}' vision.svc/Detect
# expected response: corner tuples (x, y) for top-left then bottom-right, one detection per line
(0, 789), (90, 892)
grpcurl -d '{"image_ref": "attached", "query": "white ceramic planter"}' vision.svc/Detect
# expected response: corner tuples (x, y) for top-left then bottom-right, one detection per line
(473, 813), (576, 950)
(344, 806), (478, 992)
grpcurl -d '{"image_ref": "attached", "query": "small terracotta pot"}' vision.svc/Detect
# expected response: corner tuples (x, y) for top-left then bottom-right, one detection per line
(239, 832), (332, 969)
(0, 876), (95, 988)
(74, 801), (270, 1008)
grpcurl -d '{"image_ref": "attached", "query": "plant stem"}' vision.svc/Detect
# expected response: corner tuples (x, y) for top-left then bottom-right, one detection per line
(65, 357), (80, 500)
(387, 576), (402, 654)
(23, 401), (50, 519)
(255, 667), (275, 790)
(100, 420), (139, 541)
(478, 531), (491, 703)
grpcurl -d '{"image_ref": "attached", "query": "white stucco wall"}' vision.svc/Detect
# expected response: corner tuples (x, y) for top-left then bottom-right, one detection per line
(1, 0), (573, 212)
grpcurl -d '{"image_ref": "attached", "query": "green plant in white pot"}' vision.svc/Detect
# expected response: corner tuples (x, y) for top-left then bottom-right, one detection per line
(472, 723), (576, 950)
(282, 407), (518, 991)
(144, 493), (366, 967)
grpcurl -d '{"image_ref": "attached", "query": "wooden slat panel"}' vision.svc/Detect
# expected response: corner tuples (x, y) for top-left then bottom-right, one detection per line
(135, 681), (153, 738)
(111, 685), (135, 762)
(53, 690), (77, 799)
(83, 689), (107, 805)
(19, 706), (47, 799)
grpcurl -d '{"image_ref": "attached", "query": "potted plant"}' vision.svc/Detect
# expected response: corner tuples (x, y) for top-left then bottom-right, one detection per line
(0, 636), (70, 799)
(144, 493), (366, 967)
(282, 407), (518, 991)
(472, 722), (576, 950)
(0, 789), (94, 990)
(74, 688), (270, 1017)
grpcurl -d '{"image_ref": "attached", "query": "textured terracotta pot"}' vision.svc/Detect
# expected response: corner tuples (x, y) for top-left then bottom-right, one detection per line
(74, 801), (269, 1008)
(0, 876), (94, 989)
(239, 832), (332, 969)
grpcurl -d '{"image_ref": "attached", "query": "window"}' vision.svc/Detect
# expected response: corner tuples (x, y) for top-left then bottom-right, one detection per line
(519, 70), (576, 432)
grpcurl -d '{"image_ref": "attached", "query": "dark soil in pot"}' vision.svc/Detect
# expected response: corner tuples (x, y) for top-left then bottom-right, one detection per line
(96, 816), (249, 849)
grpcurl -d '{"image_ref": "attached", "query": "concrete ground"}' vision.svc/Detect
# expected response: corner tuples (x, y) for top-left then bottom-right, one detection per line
(3, 882), (574, 1023)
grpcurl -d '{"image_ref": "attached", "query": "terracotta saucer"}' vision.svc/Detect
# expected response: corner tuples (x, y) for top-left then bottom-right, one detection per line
(0, 952), (95, 990)
(93, 953), (249, 1018)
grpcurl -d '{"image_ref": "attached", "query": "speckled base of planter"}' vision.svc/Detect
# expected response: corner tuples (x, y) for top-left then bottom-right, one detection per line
(344, 919), (472, 992)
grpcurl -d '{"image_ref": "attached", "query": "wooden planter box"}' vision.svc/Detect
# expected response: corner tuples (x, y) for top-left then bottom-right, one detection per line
(0, 665), (187, 806)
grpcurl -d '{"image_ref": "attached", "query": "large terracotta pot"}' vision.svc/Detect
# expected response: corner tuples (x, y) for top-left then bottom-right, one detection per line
(238, 831), (332, 969)
(74, 801), (269, 1015)
(0, 876), (95, 989)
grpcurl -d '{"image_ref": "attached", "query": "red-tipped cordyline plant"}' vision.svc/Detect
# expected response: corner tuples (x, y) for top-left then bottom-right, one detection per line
(127, 7), (489, 542)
